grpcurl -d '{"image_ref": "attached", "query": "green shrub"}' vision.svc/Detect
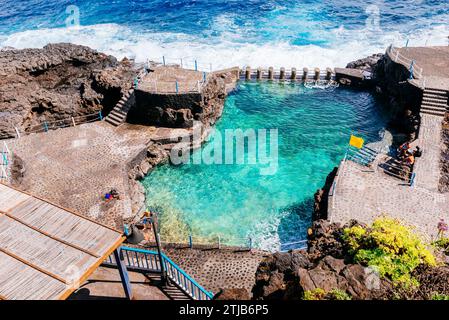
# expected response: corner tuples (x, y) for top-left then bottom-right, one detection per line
(342, 217), (436, 287)
(327, 289), (352, 300)
(303, 288), (326, 300)
(303, 288), (351, 300)
(431, 293), (449, 300)
(432, 237), (449, 254)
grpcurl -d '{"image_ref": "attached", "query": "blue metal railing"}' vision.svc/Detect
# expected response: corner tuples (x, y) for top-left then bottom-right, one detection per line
(103, 246), (214, 300)
(280, 240), (308, 252)
(346, 146), (378, 167)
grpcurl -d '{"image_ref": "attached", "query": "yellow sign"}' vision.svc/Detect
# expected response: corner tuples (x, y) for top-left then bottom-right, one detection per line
(349, 135), (364, 149)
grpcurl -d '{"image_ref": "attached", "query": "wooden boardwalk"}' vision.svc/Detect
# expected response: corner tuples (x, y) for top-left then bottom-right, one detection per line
(0, 183), (124, 300)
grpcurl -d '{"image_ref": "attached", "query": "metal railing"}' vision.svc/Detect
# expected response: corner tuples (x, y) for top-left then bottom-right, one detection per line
(280, 239), (308, 252)
(103, 246), (214, 300)
(346, 146), (378, 167)
(138, 79), (206, 94)
(11, 112), (103, 138)
(387, 45), (423, 79)
(0, 142), (11, 182)
(145, 57), (214, 72)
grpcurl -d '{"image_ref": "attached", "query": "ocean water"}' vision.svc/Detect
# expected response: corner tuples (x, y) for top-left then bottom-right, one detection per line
(143, 83), (390, 251)
(1, 1), (448, 68)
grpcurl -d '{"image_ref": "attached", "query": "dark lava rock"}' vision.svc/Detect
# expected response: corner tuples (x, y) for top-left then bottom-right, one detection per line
(346, 53), (384, 73)
(0, 43), (137, 139)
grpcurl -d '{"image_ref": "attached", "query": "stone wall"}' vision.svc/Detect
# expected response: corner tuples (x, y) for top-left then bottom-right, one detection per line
(127, 72), (229, 129)
(128, 91), (201, 128)
(373, 54), (422, 139)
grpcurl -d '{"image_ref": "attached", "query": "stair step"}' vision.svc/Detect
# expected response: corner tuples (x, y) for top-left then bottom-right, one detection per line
(422, 96), (447, 104)
(107, 113), (124, 123)
(105, 118), (121, 126)
(421, 104), (446, 111)
(421, 103), (447, 110)
(421, 101), (448, 108)
(111, 110), (127, 117)
(425, 88), (448, 95)
(420, 110), (446, 117)
(423, 92), (446, 98)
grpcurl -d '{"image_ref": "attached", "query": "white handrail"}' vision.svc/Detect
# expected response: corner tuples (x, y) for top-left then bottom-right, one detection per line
(388, 45), (423, 79)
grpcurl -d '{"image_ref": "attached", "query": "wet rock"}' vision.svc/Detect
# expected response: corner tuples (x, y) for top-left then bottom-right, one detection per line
(346, 54), (384, 73)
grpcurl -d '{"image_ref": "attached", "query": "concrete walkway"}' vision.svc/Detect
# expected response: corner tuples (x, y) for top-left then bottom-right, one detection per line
(330, 158), (448, 239)
(414, 114), (444, 192)
(330, 46), (449, 239)
(7, 122), (157, 229)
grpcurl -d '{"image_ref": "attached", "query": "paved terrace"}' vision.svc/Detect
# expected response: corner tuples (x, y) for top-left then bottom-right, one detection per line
(6, 122), (192, 229)
(139, 66), (206, 94)
(395, 46), (449, 90)
(330, 46), (449, 239)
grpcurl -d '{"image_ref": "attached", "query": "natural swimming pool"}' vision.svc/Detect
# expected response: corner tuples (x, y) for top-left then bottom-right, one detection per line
(142, 82), (390, 252)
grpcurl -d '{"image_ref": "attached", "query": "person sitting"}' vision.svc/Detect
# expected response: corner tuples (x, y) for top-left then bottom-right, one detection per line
(413, 146), (422, 158)
(104, 189), (120, 202)
(397, 142), (410, 159)
(405, 154), (415, 166)
(110, 188), (120, 200)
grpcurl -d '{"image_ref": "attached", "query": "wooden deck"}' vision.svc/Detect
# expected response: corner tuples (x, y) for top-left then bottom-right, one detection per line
(0, 183), (125, 300)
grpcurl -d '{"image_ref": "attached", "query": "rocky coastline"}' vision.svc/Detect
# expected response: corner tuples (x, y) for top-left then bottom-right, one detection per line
(248, 219), (449, 300)
(0, 43), (137, 139)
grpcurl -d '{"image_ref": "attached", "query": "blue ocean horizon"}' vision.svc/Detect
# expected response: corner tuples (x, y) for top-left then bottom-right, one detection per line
(1, 0), (448, 68)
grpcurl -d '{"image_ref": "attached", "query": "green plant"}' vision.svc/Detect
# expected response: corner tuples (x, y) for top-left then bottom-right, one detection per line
(431, 293), (449, 300)
(303, 288), (351, 300)
(327, 289), (352, 300)
(342, 217), (436, 288)
(432, 237), (449, 254)
(303, 288), (326, 300)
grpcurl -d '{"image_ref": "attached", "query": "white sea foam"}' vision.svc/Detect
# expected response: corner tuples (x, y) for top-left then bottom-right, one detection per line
(1, 23), (448, 70)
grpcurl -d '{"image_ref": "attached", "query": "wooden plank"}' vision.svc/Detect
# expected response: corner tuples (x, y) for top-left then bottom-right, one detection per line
(0, 182), (121, 233)
(0, 247), (68, 284)
(9, 200), (120, 256)
(57, 236), (126, 300)
(0, 211), (100, 258)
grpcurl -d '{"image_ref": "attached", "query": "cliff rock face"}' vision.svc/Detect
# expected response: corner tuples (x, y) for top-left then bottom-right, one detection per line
(252, 220), (391, 300)
(0, 43), (136, 138)
(372, 54), (421, 139)
(313, 166), (338, 221)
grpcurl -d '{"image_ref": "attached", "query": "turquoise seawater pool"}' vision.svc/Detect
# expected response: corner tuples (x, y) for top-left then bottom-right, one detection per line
(142, 82), (389, 252)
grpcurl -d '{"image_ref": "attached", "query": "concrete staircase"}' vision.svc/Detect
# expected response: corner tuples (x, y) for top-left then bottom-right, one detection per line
(105, 89), (135, 126)
(420, 88), (448, 117)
